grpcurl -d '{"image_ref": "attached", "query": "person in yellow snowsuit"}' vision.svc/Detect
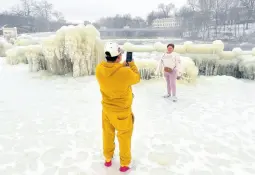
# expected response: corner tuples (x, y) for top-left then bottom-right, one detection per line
(95, 42), (140, 172)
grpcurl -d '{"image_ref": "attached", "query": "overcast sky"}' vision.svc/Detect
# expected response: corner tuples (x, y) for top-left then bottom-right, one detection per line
(0, 0), (186, 22)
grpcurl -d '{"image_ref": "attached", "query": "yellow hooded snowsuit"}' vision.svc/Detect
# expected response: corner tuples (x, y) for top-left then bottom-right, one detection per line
(95, 61), (140, 166)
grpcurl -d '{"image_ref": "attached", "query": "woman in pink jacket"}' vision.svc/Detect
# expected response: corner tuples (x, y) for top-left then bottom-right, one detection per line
(156, 43), (181, 101)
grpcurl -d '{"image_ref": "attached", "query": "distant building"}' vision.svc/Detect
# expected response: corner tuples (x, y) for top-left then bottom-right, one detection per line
(152, 17), (182, 28)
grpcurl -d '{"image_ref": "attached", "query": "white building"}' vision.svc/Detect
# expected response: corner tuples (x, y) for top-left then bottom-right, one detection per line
(152, 17), (182, 28)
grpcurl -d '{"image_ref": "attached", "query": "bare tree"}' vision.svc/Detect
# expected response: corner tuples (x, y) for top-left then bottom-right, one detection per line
(157, 3), (175, 17)
(8, 0), (34, 16)
(131, 16), (147, 28)
(146, 10), (168, 26)
(240, 0), (255, 29)
(178, 6), (195, 32)
(52, 11), (65, 22)
(146, 11), (156, 25)
(210, 0), (237, 37)
(20, 0), (34, 17)
(9, 5), (24, 16)
(33, 0), (53, 20)
(187, 0), (199, 11)
(218, 0), (236, 32)
(1, 0), (67, 33)
(96, 14), (146, 28)
(30, 0), (54, 31)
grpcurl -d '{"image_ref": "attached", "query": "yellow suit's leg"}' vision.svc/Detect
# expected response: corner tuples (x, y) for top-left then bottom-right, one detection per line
(115, 113), (134, 167)
(102, 111), (116, 162)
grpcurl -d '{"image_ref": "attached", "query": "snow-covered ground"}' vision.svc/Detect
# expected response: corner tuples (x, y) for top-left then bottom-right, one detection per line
(0, 58), (255, 175)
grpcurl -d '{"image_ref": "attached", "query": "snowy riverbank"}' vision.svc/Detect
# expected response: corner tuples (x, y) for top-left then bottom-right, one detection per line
(0, 60), (255, 175)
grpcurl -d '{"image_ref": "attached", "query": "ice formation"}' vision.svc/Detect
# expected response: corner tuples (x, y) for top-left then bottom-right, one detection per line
(179, 56), (199, 83)
(122, 42), (198, 81)
(25, 45), (46, 72)
(41, 35), (58, 73)
(40, 24), (104, 76)
(5, 47), (27, 65)
(128, 56), (199, 82)
(238, 55), (255, 80)
(14, 35), (40, 46)
(2, 29), (255, 81)
(4, 24), (105, 77)
(132, 59), (158, 80)
(122, 40), (255, 80)
(0, 38), (13, 57)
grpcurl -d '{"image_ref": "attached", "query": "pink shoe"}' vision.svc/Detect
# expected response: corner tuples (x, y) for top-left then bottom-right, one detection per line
(119, 166), (130, 172)
(104, 160), (112, 167)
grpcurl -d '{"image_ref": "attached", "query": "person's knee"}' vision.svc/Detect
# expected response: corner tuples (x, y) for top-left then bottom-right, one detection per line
(114, 113), (133, 131)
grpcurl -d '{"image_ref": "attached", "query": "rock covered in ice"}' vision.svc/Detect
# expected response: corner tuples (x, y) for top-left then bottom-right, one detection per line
(25, 45), (46, 72)
(123, 42), (133, 50)
(154, 42), (163, 52)
(179, 56), (199, 83)
(5, 46), (27, 64)
(212, 40), (224, 51)
(5, 44), (45, 68)
(238, 55), (255, 79)
(232, 47), (243, 56)
(84, 24), (100, 38)
(135, 59), (158, 80)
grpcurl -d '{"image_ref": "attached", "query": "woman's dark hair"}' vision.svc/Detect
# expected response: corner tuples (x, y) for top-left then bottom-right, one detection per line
(105, 51), (118, 62)
(167, 43), (175, 49)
